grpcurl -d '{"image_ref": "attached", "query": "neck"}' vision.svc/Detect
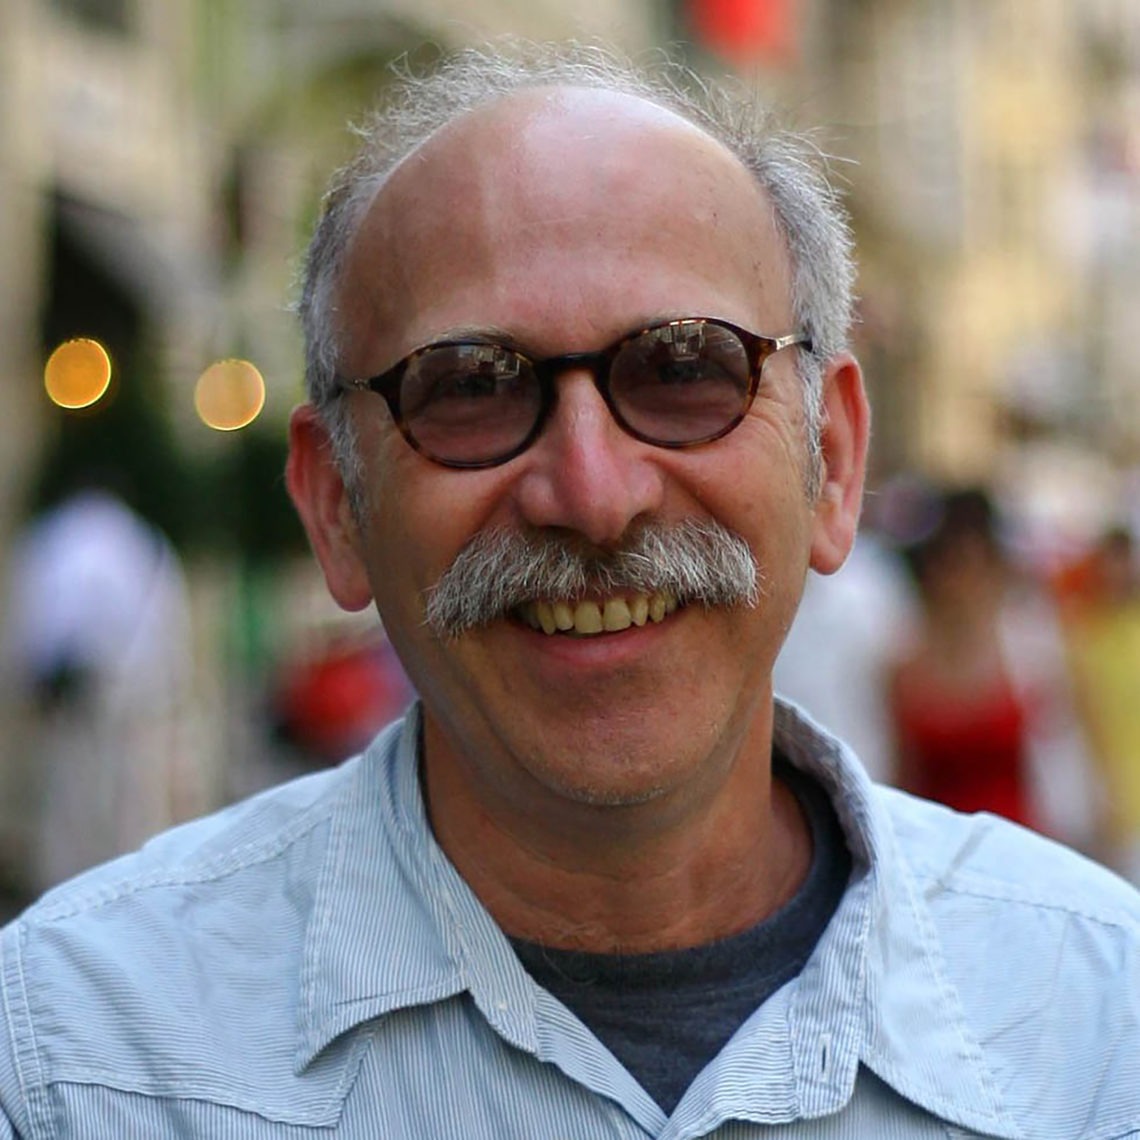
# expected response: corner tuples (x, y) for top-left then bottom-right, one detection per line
(420, 712), (812, 954)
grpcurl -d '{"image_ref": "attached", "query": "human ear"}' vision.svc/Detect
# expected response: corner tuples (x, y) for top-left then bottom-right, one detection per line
(808, 353), (871, 575)
(285, 403), (374, 611)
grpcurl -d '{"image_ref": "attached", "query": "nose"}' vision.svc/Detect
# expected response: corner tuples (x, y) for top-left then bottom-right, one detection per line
(511, 370), (667, 548)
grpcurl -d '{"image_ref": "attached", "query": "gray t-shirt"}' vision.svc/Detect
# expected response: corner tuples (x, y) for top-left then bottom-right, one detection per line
(511, 756), (851, 1114)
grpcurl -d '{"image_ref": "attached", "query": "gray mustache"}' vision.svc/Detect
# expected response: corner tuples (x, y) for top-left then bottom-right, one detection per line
(424, 519), (760, 638)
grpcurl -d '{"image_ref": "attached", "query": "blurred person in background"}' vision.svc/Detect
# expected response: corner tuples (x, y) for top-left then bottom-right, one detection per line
(1, 42), (1138, 1139)
(888, 487), (1100, 849)
(1063, 524), (1140, 882)
(773, 511), (917, 783)
(1, 473), (198, 892)
(268, 628), (414, 770)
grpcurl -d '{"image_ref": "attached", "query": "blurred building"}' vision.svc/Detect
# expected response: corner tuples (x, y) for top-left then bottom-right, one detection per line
(3, 0), (1139, 896)
(812, 0), (1140, 553)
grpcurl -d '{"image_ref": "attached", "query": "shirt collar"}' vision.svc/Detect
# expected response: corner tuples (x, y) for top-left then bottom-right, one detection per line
(295, 699), (1024, 1136)
(295, 704), (539, 1072)
(772, 700), (1024, 1138)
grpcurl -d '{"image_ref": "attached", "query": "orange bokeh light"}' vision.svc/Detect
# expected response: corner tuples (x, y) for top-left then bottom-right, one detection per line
(44, 339), (113, 409)
(194, 359), (266, 431)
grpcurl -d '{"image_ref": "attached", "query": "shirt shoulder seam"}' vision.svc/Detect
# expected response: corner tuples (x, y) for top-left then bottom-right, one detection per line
(911, 869), (1140, 931)
(22, 791), (340, 927)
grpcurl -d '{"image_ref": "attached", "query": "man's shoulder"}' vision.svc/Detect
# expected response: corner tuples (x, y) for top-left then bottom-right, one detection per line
(876, 786), (1140, 1135)
(880, 783), (1140, 923)
(25, 760), (354, 922)
(0, 758), (372, 1130)
(2, 759), (358, 995)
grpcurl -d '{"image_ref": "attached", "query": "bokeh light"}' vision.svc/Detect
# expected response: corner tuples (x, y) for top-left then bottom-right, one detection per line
(194, 359), (266, 431)
(44, 338), (113, 409)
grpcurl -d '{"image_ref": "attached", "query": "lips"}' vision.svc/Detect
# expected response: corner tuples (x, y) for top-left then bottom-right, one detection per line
(517, 590), (679, 636)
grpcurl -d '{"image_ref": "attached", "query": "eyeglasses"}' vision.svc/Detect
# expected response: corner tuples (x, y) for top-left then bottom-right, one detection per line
(336, 317), (811, 469)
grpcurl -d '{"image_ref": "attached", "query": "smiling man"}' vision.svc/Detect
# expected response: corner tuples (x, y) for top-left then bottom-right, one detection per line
(2, 43), (1139, 1140)
(287, 77), (863, 960)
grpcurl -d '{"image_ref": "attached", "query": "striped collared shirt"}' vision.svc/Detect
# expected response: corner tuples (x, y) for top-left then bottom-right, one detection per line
(2, 701), (1139, 1138)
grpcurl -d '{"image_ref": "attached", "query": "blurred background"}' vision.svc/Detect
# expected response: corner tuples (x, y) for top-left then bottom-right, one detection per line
(1, 0), (1139, 917)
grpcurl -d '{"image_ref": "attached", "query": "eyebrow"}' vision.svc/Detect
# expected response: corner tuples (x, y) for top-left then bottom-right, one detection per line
(415, 315), (693, 356)
(416, 326), (522, 350)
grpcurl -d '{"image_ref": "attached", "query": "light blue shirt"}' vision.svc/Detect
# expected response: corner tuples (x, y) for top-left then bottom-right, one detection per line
(2, 700), (1138, 1138)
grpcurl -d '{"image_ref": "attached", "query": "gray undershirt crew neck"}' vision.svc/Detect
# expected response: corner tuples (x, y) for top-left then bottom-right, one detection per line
(510, 755), (851, 1115)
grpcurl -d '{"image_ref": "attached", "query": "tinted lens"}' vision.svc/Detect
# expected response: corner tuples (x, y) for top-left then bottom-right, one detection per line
(609, 321), (752, 444)
(400, 343), (541, 464)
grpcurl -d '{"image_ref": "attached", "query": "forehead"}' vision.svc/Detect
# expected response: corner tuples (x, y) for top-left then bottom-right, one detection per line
(383, 84), (762, 210)
(338, 87), (792, 360)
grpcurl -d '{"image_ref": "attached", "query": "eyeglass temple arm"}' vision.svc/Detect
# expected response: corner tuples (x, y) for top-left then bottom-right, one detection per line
(772, 332), (812, 353)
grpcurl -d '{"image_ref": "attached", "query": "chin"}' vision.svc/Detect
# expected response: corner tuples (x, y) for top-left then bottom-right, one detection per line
(521, 743), (692, 811)
(546, 776), (670, 809)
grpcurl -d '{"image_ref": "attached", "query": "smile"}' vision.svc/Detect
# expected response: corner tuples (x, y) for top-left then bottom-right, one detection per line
(516, 591), (680, 636)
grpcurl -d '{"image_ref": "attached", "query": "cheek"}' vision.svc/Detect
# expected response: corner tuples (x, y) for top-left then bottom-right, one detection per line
(362, 448), (511, 613)
(685, 451), (814, 625)
(353, 446), (439, 621)
(681, 442), (812, 551)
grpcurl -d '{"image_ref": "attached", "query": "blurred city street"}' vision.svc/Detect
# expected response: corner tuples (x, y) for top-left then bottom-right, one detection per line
(2, 0), (1139, 916)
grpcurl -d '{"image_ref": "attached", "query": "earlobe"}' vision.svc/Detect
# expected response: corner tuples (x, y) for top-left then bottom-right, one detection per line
(285, 404), (374, 612)
(809, 354), (871, 575)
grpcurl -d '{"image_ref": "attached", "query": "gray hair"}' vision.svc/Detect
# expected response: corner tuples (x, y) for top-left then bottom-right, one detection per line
(298, 41), (856, 498)
(425, 517), (760, 638)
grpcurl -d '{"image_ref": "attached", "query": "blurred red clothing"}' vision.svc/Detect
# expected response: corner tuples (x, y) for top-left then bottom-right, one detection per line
(891, 665), (1035, 827)
(272, 637), (413, 765)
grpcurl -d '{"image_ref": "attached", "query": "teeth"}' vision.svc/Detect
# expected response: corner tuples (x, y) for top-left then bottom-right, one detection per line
(521, 591), (680, 636)
(534, 601), (557, 635)
(603, 598), (632, 631)
(573, 601), (603, 634)
(630, 595), (649, 626)
(552, 601), (575, 631)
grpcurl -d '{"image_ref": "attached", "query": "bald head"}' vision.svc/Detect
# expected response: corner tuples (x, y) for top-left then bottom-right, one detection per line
(299, 43), (855, 482)
(334, 86), (794, 383)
